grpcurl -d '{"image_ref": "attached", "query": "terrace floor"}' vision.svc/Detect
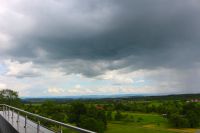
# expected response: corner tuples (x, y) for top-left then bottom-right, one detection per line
(0, 111), (54, 133)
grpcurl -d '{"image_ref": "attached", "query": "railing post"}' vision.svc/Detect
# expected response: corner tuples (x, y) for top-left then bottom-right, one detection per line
(11, 109), (14, 124)
(11, 110), (14, 119)
(6, 106), (8, 119)
(37, 120), (40, 133)
(17, 111), (20, 123)
(5, 106), (7, 116)
(8, 107), (10, 119)
(7, 106), (8, 117)
(24, 115), (27, 128)
(2, 105), (4, 115)
(59, 126), (63, 133)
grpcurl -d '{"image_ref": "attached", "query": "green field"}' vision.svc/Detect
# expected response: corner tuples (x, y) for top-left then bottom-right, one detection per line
(105, 112), (198, 133)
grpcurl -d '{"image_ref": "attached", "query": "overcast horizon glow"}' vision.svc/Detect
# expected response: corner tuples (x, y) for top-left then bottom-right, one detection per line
(0, 0), (200, 97)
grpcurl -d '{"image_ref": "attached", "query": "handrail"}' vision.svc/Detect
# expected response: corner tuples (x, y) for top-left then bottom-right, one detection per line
(0, 104), (96, 133)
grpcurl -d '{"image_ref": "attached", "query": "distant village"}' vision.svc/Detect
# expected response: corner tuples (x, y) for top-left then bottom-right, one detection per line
(186, 99), (200, 103)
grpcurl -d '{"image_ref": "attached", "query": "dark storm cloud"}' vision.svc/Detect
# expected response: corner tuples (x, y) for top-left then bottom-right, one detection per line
(2, 0), (200, 77)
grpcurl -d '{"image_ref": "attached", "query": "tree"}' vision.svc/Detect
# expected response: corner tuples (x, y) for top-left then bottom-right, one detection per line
(68, 102), (87, 126)
(115, 111), (122, 121)
(0, 89), (21, 106)
(169, 113), (189, 128)
(40, 101), (66, 122)
(96, 110), (107, 129)
(185, 110), (200, 128)
(80, 116), (105, 133)
(183, 103), (200, 128)
(106, 111), (112, 121)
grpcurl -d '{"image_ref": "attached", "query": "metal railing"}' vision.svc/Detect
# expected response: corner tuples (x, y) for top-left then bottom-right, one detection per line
(0, 104), (96, 133)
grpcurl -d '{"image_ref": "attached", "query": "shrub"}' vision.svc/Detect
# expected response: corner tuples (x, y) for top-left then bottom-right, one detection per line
(80, 116), (105, 133)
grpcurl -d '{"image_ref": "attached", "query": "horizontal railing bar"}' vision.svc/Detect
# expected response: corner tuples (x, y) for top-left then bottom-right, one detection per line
(0, 104), (95, 133)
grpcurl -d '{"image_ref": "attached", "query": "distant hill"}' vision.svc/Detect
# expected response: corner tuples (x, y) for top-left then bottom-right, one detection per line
(21, 93), (200, 103)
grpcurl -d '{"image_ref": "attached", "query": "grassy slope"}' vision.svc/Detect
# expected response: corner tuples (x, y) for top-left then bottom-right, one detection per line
(105, 112), (198, 133)
(106, 122), (175, 133)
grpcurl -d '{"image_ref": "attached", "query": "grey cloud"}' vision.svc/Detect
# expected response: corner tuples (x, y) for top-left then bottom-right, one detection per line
(1, 0), (200, 77)
(5, 69), (41, 78)
(14, 72), (41, 78)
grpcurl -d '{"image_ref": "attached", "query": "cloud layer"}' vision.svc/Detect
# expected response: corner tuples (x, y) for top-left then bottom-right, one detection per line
(0, 0), (200, 96)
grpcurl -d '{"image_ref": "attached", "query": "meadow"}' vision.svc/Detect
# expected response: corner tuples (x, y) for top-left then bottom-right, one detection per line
(106, 112), (198, 133)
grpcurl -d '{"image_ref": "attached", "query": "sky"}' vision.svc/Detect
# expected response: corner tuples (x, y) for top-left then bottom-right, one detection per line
(0, 0), (200, 97)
